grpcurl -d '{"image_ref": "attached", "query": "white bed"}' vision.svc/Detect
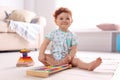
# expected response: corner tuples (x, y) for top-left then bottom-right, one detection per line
(0, 51), (120, 80)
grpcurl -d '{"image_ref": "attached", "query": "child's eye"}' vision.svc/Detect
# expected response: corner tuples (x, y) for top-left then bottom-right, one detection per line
(60, 18), (63, 20)
(66, 18), (70, 20)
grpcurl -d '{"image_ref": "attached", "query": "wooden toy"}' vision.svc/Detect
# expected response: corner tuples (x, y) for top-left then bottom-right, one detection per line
(26, 64), (72, 78)
(16, 48), (34, 67)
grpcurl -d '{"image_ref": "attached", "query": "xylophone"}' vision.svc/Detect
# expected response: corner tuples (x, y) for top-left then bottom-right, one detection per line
(26, 64), (72, 78)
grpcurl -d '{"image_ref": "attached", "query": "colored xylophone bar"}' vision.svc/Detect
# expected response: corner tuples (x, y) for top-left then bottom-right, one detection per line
(26, 64), (72, 78)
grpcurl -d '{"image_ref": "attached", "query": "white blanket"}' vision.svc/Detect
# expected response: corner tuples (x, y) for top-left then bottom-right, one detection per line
(9, 20), (40, 42)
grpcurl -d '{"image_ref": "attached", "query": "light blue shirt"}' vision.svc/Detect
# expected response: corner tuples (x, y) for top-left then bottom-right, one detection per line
(45, 29), (78, 60)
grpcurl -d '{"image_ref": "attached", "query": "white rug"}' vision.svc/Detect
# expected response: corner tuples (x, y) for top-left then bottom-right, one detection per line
(0, 51), (120, 80)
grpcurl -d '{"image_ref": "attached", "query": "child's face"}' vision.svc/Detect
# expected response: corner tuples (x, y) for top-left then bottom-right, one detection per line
(55, 12), (73, 32)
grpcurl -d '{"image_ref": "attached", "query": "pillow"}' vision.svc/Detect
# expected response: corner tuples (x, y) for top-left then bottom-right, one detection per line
(0, 6), (16, 20)
(96, 23), (118, 31)
(4, 11), (11, 19)
(30, 17), (40, 23)
(7, 9), (36, 22)
(31, 16), (46, 26)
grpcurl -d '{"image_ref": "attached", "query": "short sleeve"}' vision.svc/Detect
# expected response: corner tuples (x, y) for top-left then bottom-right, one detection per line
(72, 34), (78, 46)
(45, 31), (54, 40)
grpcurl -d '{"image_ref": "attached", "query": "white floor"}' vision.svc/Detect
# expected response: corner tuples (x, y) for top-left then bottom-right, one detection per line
(0, 51), (120, 80)
(111, 64), (120, 80)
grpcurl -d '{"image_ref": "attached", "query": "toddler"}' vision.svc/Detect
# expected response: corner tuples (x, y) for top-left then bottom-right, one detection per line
(38, 7), (102, 71)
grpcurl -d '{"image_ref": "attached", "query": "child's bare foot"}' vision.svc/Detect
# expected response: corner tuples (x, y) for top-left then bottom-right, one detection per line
(88, 57), (102, 71)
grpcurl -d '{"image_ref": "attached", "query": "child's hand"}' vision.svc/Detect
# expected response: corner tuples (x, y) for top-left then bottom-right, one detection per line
(38, 54), (46, 63)
(59, 55), (72, 65)
(65, 55), (72, 63)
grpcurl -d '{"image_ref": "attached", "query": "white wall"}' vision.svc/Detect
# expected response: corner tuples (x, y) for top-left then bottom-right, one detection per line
(0, 0), (24, 9)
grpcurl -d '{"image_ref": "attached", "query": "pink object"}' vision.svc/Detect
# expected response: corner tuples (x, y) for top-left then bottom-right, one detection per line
(96, 23), (120, 31)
